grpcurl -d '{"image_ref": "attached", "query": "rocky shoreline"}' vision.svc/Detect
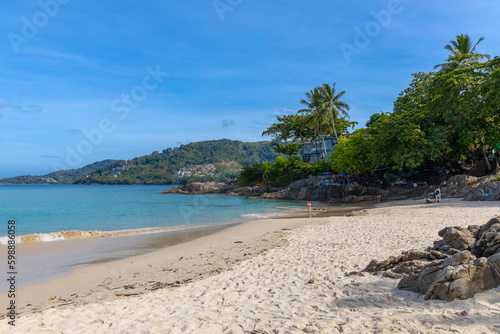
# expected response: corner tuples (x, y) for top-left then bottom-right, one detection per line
(162, 176), (431, 203)
(163, 174), (500, 203)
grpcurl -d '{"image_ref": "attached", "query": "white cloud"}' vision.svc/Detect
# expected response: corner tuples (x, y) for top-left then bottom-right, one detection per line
(222, 119), (235, 127)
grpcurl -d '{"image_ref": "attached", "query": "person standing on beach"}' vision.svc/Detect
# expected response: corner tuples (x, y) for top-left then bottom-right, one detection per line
(307, 202), (312, 218)
(435, 188), (441, 202)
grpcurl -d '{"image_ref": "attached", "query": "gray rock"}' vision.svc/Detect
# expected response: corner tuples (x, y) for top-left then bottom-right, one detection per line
(438, 226), (476, 251)
(464, 181), (500, 201)
(440, 175), (478, 198)
(365, 218), (500, 301)
(471, 220), (500, 257)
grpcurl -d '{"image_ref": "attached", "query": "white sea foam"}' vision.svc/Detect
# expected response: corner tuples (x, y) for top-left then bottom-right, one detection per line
(0, 224), (235, 245)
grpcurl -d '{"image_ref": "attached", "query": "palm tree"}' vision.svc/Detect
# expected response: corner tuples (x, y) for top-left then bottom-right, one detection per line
(298, 88), (330, 161)
(434, 34), (491, 70)
(319, 83), (350, 142)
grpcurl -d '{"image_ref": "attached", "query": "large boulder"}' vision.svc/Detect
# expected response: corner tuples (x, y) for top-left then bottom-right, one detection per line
(440, 174), (478, 198)
(162, 182), (282, 197)
(471, 218), (500, 257)
(437, 226), (476, 251)
(162, 182), (227, 194)
(465, 181), (500, 201)
(365, 218), (500, 301)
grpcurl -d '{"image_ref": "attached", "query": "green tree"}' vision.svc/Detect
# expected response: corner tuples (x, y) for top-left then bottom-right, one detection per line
(435, 34), (491, 70)
(298, 88), (331, 161)
(329, 131), (373, 173)
(428, 57), (500, 170)
(262, 114), (314, 157)
(236, 163), (270, 186)
(319, 82), (350, 141)
(365, 112), (388, 128)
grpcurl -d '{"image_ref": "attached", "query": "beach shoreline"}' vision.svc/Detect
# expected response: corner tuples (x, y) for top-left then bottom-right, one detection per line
(0, 222), (241, 291)
(2, 198), (500, 333)
(0, 200), (368, 292)
(0, 201), (370, 317)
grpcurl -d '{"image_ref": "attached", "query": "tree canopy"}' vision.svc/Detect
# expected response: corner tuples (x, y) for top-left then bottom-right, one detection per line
(331, 56), (500, 174)
(256, 33), (499, 186)
(434, 34), (491, 70)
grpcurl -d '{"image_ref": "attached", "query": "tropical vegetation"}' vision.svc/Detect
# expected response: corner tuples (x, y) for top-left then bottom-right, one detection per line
(74, 139), (279, 185)
(255, 34), (500, 187)
(0, 160), (116, 184)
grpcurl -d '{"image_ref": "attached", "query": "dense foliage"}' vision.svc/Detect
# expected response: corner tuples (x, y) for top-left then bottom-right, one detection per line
(332, 57), (500, 174)
(0, 160), (116, 184)
(252, 34), (500, 187)
(237, 156), (331, 187)
(74, 139), (279, 185)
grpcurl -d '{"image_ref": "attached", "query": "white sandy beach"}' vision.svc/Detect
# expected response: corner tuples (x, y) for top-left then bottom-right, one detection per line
(2, 198), (500, 333)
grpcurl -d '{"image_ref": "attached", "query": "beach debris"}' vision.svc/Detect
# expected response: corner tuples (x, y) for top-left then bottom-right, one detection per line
(308, 279), (315, 284)
(124, 285), (135, 290)
(115, 292), (143, 297)
(234, 241), (243, 243)
(461, 310), (470, 316)
(179, 257), (184, 261)
(364, 217), (500, 301)
(49, 296), (57, 300)
(97, 278), (124, 291)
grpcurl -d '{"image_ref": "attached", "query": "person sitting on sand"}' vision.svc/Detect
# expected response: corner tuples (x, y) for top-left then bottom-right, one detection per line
(423, 196), (436, 204)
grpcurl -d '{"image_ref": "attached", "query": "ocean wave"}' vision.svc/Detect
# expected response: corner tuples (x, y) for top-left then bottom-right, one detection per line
(241, 212), (279, 219)
(0, 227), (190, 245)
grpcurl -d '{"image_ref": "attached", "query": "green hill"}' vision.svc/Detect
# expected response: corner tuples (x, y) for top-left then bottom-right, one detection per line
(74, 139), (279, 185)
(0, 160), (117, 184)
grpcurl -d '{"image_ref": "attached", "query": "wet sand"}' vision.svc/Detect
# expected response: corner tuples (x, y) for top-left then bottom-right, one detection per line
(0, 223), (238, 291)
(2, 199), (500, 333)
(0, 202), (368, 292)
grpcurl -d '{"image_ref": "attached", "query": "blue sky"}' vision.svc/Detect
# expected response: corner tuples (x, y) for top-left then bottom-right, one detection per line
(1, 0), (500, 178)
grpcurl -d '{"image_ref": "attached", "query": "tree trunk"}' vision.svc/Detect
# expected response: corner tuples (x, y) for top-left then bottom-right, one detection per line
(482, 147), (492, 171)
(320, 131), (328, 162)
(331, 117), (339, 142)
(329, 102), (339, 142)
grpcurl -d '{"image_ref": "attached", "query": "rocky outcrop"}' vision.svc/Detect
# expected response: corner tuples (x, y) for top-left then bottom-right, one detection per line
(162, 182), (230, 194)
(162, 182), (283, 197)
(260, 177), (385, 202)
(163, 173), (500, 203)
(439, 174), (479, 198)
(164, 177), (433, 203)
(464, 181), (500, 201)
(364, 218), (500, 301)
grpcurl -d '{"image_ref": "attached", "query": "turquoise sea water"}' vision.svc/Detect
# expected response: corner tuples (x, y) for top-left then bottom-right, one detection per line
(0, 185), (306, 242)
(0, 185), (308, 289)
